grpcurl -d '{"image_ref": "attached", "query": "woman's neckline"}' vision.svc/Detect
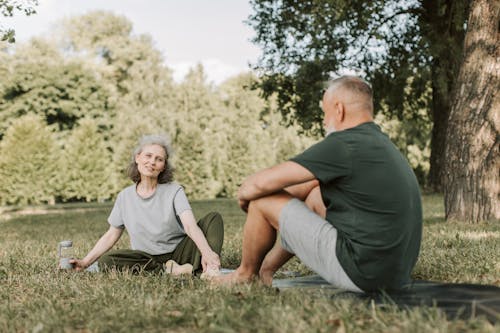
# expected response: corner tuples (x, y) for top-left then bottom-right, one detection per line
(135, 182), (158, 200)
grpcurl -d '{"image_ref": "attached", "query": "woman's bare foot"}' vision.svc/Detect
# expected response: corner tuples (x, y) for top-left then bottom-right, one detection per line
(164, 260), (193, 276)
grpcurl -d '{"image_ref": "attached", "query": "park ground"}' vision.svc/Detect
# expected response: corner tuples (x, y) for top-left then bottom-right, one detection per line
(0, 194), (498, 332)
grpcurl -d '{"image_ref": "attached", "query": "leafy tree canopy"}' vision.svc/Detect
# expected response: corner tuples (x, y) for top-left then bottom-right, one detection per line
(249, 0), (430, 130)
(248, 0), (469, 190)
(0, 39), (114, 137)
(0, 0), (38, 42)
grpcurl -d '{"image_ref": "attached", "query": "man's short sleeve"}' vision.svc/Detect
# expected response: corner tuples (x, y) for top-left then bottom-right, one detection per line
(108, 192), (125, 228)
(173, 188), (192, 216)
(290, 135), (351, 183)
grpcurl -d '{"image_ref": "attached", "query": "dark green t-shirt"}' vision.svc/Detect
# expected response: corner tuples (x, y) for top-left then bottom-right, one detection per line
(290, 122), (422, 291)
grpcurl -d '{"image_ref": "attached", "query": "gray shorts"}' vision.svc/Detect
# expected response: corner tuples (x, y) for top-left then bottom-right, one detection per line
(279, 199), (362, 292)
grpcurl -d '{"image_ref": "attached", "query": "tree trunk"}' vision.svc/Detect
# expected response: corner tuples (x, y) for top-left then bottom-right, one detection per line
(421, 0), (468, 192)
(428, 62), (452, 192)
(419, 0), (469, 192)
(444, 0), (500, 222)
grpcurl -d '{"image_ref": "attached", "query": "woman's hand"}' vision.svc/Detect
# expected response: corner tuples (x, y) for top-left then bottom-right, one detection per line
(201, 250), (221, 272)
(179, 210), (222, 272)
(67, 226), (123, 272)
(69, 258), (89, 272)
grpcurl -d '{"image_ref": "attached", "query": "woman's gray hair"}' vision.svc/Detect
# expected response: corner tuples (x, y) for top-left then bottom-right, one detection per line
(127, 134), (175, 184)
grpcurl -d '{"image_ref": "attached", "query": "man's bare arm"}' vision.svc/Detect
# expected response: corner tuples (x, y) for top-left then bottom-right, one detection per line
(284, 179), (319, 201)
(238, 161), (316, 203)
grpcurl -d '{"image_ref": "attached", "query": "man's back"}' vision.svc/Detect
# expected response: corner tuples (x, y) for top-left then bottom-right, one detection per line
(291, 122), (422, 291)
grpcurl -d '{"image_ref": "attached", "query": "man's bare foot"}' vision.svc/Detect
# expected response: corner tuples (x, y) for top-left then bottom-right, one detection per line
(200, 266), (221, 280)
(259, 268), (275, 286)
(211, 268), (256, 285)
(164, 260), (193, 276)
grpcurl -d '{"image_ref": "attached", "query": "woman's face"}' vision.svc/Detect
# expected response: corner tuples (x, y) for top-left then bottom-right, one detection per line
(135, 144), (167, 180)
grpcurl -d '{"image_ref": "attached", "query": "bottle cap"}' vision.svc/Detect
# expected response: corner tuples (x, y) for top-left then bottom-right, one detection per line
(59, 240), (73, 247)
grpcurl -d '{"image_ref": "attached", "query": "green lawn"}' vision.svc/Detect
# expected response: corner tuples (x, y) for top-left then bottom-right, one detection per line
(0, 195), (498, 332)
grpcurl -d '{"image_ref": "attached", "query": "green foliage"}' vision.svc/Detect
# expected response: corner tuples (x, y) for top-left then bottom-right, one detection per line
(248, 0), (425, 129)
(0, 113), (59, 205)
(0, 11), (316, 204)
(172, 69), (315, 199)
(172, 67), (248, 198)
(0, 39), (114, 137)
(214, 73), (315, 198)
(0, 0), (38, 43)
(58, 11), (179, 192)
(59, 118), (114, 202)
(60, 10), (171, 99)
(248, 0), (470, 189)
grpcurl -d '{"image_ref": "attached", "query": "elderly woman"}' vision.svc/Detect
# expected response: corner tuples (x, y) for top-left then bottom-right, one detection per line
(71, 134), (223, 276)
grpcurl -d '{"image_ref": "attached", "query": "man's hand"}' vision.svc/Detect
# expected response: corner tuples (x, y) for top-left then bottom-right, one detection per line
(238, 198), (249, 213)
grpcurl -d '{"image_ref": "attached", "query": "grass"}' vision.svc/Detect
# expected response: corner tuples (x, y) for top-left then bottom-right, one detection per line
(0, 195), (498, 332)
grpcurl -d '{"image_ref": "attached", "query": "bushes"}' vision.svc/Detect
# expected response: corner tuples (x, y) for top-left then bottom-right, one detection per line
(0, 72), (315, 204)
(59, 118), (115, 202)
(0, 114), (59, 205)
(0, 115), (115, 205)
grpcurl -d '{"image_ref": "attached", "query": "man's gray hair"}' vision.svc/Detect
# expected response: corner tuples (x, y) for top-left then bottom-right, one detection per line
(325, 75), (374, 113)
(127, 134), (175, 184)
(327, 75), (373, 100)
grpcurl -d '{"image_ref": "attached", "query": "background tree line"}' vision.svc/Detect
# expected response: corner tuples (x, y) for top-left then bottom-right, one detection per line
(0, 11), (318, 205)
(0, 11), (434, 207)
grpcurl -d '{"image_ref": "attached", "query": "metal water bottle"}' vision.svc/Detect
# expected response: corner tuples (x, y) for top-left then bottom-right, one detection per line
(58, 240), (74, 270)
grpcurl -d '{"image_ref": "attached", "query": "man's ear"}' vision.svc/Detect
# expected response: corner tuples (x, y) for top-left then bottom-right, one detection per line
(337, 102), (346, 122)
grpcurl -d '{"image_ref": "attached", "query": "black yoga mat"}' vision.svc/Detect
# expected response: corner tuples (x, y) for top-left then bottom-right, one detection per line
(272, 275), (500, 323)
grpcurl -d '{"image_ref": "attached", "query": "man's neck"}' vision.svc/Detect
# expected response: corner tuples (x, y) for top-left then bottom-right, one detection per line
(338, 115), (373, 131)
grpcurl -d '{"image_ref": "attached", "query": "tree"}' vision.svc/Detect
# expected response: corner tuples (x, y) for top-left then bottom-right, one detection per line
(171, 66), (225, 199)
(57, 11), (178, 189)
(444, 0), (499, 222)
(59, 117), (115, 202)
(0, 38), (114, 137)
(0, 0), (38, 42)
(0, 113), (59, 205)
(215, 72), (316, 198)
(248, 0), (469, 190)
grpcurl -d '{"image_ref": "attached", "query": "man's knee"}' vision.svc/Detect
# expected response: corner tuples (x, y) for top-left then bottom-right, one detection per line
(248, 192), (295, 228)
(248, 195), (284, 214)
(304, 187), (326, 217)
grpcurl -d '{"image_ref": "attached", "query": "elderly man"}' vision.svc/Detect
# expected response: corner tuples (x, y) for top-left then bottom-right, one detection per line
(217, 76), (422, 292)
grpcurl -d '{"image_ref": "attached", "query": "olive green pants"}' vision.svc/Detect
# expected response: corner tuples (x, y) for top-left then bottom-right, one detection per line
(98, 211), (224, 274)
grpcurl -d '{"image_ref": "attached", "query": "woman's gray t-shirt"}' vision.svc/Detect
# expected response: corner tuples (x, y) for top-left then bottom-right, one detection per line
(108, 182), (192, 255)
